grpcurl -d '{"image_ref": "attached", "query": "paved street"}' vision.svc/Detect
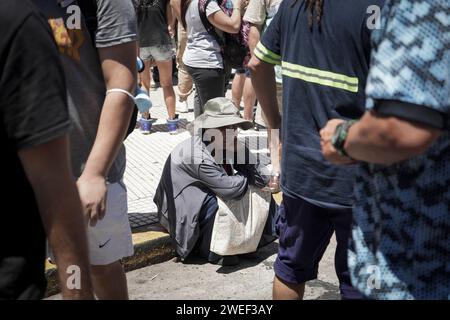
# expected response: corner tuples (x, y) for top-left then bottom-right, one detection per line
(127, 239), (340, 300)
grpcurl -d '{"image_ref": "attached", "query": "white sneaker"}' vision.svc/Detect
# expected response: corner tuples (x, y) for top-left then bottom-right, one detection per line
(176, 100), (189, 113)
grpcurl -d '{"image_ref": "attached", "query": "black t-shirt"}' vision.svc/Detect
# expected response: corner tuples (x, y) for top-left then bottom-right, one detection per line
(0, 0), (70, 299)
(136, 0), (172, 47)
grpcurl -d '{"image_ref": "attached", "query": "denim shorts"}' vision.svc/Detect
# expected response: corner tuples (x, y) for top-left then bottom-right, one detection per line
(140, 44), (173, 62)
(235, 67), (251, 78)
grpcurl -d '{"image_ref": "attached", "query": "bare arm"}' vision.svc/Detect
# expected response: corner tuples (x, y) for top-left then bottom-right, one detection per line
(208, 0), (243, 34)
(19, 136), (93, 299)
(166, 1), (176, 32)
(248, 56), (281, 129)
(77, 41), (137, 226)
(170, 0), (182, 23)
(344, 111), (441, 164)
(248, 24), (262, 54)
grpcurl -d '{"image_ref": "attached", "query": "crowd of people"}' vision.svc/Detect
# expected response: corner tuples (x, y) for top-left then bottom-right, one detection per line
(0, 0), (449, 301)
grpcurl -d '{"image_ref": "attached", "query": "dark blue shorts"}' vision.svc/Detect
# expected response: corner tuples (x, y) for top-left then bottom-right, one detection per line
(274, 195), (362, 299)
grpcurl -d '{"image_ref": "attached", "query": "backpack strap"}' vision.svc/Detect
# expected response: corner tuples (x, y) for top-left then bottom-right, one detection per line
(77, 0), (98, 46)
(198, 0), (225, 47)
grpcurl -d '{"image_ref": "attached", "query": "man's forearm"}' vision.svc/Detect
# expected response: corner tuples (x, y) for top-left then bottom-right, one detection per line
(345, 111), (441, 164)
(83, 41), (137, 178)
(19, 136), (93, 299)
(82, 95), (134, 178)
(42, 178), (93, 298)
(248, 58), (281, 129)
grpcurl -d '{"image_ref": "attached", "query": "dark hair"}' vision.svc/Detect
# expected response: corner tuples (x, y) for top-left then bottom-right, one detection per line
(292, 0), (324, 31)
(181, 0), (192, 29)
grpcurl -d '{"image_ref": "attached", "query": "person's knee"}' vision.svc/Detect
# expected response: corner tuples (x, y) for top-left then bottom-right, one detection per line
(273, 275), (305, 299)
(275, 275), (304, 290)
(159, 75), (174, 88)
(161, 83), (174, 91)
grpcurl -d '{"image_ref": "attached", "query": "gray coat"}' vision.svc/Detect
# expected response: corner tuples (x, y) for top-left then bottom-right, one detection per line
(154, 135), (269, 259)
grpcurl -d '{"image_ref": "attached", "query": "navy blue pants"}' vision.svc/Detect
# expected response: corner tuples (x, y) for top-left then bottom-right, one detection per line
(274, 195), (362, 299)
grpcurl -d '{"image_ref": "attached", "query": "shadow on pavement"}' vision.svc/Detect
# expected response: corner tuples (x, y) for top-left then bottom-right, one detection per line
(307, 279), (341, 300)
(215, 241), (279, 274)
(149, 119), (191, 134)
(176, 241), (279, 271)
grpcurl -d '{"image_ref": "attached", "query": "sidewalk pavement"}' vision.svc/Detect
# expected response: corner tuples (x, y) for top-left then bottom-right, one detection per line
(45, 85), (275, 296)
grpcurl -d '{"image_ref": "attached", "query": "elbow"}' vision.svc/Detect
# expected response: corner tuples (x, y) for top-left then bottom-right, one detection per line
(229, 23), (241, 34)
(228, 18), (242, 33)
(220, 182), (248, 201)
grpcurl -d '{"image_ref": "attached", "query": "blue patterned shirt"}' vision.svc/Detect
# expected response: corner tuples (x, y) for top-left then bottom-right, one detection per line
(349, 0), (450, 300)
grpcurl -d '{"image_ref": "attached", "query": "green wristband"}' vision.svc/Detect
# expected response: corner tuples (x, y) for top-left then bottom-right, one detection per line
(331, 120), (356, 158)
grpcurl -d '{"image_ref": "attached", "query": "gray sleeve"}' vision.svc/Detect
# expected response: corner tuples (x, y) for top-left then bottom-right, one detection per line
(95, 0), (138, 48)
(196, 161), (249, 201)
(234, 162), (269, 189)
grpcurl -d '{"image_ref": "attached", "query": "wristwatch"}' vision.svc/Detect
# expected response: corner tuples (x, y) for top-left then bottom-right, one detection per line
(331, 120), (356, 158)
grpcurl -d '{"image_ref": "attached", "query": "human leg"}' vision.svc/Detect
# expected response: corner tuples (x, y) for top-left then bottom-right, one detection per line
(186, 66), (226, 118)
(232, 70), (246, 107)
(87, 181), (133, 300)
(273, 196), (334, 300)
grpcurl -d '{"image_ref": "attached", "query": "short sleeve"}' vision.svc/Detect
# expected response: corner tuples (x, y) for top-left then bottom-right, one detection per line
(243, 0), (266, 26)
(253, 1), (283, 65)
(95, 0), (138, 48)
(365, 0), (450, 114)
(0, 13), (70, 150)
(206, 1), (222, 17)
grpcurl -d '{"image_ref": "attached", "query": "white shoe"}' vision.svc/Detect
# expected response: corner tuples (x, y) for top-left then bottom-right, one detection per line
(176, 100), (189, 113)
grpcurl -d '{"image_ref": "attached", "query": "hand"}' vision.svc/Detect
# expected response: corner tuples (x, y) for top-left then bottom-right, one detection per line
(168, 25), (175, 38)
(77, 173), (108, 227)
(268, 172), (280, 193)
(320, 119), (356, 165)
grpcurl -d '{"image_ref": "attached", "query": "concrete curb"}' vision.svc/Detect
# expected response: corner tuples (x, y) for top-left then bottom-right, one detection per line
(44, 230), (175, 297)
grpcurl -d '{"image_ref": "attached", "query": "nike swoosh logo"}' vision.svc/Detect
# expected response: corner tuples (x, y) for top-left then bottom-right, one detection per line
(99, 239), (111, 248)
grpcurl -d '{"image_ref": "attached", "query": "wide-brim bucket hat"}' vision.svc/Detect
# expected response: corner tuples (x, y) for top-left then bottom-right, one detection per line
(193, 97), (253, 130)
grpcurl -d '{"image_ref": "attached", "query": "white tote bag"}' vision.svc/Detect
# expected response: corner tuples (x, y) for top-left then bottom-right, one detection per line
(210, 186), (272, 256)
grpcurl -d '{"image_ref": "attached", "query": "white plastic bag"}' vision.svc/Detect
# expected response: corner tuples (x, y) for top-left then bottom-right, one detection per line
(210, 186), (271, 256)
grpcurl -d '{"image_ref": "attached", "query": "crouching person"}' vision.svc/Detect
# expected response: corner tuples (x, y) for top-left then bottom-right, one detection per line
(154, 97), (275, 266)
